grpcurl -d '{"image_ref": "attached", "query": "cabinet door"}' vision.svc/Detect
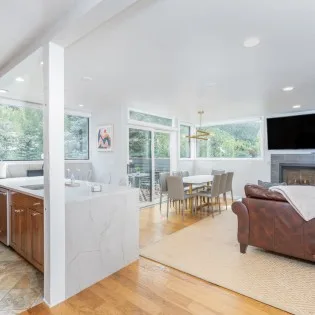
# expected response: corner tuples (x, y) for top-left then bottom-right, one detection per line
(0, 191), (7, 244)
(10, 206), (20, 250)
(28, 210), (44, 271)
(19, 208), (28, 257)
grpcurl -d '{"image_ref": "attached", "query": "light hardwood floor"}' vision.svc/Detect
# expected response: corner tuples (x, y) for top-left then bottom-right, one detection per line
(22, 201), (289, 315)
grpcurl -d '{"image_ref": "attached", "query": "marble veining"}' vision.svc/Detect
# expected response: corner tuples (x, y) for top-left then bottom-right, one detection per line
(0, 176), (140, 301)
(65, 188), (139, 298)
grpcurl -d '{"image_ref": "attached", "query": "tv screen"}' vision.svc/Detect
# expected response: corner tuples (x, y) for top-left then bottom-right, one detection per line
(267, 113), (315, 150)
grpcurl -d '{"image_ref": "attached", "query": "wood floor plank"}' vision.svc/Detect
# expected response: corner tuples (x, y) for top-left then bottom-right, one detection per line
(111, 272), (193, 315)
(22, 202), (289, 315)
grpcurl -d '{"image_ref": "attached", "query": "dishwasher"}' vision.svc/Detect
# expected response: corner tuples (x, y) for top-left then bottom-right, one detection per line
(0, 188), (10, 246)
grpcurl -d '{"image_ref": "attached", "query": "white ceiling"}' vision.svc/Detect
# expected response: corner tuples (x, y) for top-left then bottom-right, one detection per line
(2, 0), (315, 122)
(0, 0), (77, 69)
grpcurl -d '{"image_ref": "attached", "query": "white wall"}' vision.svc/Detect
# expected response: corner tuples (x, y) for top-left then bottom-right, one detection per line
(178, 160), (195, 174)
(194, 159), (270, 198)
(90, 103), (128, 184)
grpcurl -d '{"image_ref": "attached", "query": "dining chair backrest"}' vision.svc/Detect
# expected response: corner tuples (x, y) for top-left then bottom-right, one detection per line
(166, 176), (185, 200)
(226, 172), (234, 191)
(218, 173), (228, 194)
(159, 172), (169, 193)
(181, 170), (189, 177)
(211, 169), (225, 175)
(172, 171), (182, 177)
(210, 175), (221, 198)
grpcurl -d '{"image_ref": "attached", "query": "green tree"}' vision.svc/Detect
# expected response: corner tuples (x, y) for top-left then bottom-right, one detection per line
(197, 122), (261, 158)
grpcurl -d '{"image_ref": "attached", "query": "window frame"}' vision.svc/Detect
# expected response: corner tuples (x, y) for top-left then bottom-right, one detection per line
(195, 117), (264, 161)
(178, 122), (194, 160)
(0, 99), (91, 163)
(64, 110), (91, 161)
(128, 108), (175, 130)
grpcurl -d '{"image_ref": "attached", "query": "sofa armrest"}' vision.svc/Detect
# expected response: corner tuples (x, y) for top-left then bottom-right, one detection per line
(232, 201), (249, 251)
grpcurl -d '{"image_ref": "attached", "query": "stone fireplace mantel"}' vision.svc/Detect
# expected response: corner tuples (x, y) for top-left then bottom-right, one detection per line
(271, 154), (315, 184)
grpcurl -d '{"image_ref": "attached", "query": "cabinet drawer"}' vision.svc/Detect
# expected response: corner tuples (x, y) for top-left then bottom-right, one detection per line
(11, 192), (43, 213)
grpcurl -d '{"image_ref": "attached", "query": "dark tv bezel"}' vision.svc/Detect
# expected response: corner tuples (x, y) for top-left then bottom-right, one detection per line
(267, 113), (315, 150)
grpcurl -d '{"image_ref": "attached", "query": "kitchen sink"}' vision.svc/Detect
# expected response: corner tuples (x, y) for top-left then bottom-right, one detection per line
(20, 184), (44, 190)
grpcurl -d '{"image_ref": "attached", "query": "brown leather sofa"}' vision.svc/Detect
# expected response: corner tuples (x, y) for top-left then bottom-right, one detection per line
(232, 184), (315, 262)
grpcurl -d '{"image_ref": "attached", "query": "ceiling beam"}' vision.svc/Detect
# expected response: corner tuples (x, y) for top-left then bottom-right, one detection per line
(54, 0), (140, 48)
(0, 0), (139, 78)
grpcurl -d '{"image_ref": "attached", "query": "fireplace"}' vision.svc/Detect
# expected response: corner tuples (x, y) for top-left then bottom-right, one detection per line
(279, 163), (315, 185)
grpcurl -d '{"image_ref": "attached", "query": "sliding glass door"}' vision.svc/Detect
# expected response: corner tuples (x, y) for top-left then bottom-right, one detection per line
(153, 131), (170, 201)
(128, 128), (152, 202)
(128, 127), (171, 204)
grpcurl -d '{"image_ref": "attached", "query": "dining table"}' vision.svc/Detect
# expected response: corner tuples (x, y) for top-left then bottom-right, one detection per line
(182, 175), (214, 211)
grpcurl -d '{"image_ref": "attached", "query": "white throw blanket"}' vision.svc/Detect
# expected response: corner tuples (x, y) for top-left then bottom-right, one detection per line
(270, 185), (315, 221)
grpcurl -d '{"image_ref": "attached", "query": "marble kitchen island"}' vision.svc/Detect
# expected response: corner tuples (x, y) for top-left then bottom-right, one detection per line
(0, 177), (140, 299)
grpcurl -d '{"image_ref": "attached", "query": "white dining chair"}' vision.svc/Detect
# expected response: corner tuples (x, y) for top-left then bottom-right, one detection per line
(159, 172), (169, 214)
(166, 176), (197, 220)
(181, 170), (190, 177)
(225, 172), (234, 201)
(211, 169), (225, 175)
(172, 171), (182, 176)
(218, 173), (228, 210)
(196, 175), (221, 217)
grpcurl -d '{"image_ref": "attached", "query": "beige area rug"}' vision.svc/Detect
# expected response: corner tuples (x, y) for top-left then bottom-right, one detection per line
(140, 210), (315, 315)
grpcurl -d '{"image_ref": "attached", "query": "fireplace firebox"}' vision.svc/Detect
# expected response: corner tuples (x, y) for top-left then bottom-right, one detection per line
(279, 163), (315, 185)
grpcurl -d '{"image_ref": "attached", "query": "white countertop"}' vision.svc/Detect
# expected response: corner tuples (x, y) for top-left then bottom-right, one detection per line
(0, 177), (138, 203)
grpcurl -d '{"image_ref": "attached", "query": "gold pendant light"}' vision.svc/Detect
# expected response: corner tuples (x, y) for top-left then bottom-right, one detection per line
(187, 110), (210, 141)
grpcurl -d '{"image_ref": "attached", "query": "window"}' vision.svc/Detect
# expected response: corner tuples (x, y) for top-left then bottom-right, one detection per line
(196, 120), (262, 158)
(0, 103), (89, 161)
(154, 132), (170, 159)
(0, 104), (43, 161)
(64, 115), (89, 160)
(180, 125), (191, 158)
(129, 110), (173, 127)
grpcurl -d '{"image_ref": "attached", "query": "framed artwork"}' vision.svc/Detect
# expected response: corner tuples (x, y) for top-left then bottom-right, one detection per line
(97, 125), (114, 152)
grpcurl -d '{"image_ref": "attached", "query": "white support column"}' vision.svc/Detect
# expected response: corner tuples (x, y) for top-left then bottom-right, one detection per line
(43, 42), (66, 306)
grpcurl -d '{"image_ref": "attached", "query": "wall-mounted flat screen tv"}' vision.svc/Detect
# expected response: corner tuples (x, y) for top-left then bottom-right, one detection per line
(267, 113), (315, 150)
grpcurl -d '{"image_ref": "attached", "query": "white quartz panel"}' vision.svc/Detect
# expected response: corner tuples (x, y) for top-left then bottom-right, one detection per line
(0, 177), (138, 203)
(0, 177), (44, 199)
(65, 189), (139, 298)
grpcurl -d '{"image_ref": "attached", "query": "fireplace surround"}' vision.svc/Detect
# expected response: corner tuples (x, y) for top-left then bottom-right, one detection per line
(271, 154), (315, 184)
(279, 163), (315, 185)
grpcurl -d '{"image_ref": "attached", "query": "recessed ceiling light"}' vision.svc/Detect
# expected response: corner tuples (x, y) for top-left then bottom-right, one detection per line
(40, 61), (44, 65)
(243, 37), (260, 48)
(15, 77), (24, 82)
(82, 76), (92, 81)
(282, 86), (294, 92)
(78, 104), (84, 107)
(0, 89), (8, 93)
(293, 104), (301, 109)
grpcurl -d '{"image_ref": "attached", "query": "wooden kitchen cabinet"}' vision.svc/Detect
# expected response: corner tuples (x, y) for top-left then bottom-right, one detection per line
(10, 192), (44, 272)
(0, 190), (7, 244)
(10, 204), (19, 250)
(20, 208), (29, 258)
(28, 209), (44, 271)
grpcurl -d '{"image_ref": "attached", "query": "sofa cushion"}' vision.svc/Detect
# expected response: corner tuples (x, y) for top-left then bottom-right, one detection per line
(258, 180), (287, 188)
(245, 184), (287, 202)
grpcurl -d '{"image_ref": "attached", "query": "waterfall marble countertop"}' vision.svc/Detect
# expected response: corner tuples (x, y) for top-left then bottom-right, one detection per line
(0, 176), (138, 203)
(0, 176), (140, 300)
